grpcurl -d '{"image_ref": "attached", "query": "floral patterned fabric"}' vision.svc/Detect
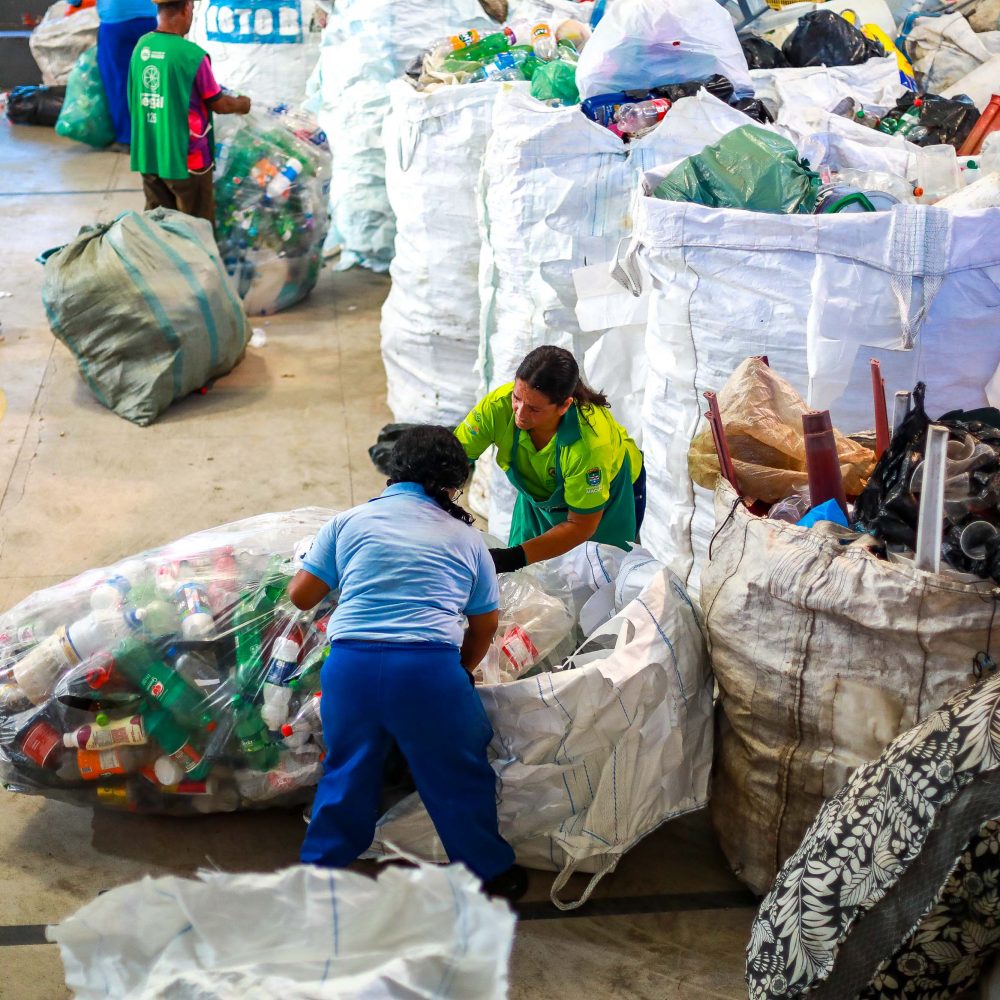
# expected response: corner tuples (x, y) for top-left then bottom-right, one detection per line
(747, 672), (1000, 999)
(860, 818), (1000, 1000)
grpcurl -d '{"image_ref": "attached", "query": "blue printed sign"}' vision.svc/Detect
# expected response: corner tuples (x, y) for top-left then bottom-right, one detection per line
(205, 0), (303, 45)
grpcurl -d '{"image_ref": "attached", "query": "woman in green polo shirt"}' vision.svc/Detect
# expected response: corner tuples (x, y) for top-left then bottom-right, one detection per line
(456, 345), (645, 573)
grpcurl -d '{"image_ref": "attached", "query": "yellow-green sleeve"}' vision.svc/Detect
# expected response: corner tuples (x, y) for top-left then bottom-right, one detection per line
(455, 394), (498, 462)
(562, 443), (615, 513)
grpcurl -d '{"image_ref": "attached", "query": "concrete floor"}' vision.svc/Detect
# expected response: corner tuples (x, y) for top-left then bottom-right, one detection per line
(0, 124), (755, 999)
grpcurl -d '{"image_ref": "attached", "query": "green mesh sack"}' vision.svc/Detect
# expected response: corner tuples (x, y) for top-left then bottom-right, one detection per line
(653, 125), (820, 214)
(529, 59), (579, 106)
(55, 45), (114, 149)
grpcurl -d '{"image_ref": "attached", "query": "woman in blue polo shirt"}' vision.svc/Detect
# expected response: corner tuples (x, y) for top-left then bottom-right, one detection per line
(288, 425), (526, 900)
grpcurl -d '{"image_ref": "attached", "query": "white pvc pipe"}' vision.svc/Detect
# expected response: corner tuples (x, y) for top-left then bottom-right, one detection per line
(915, 424), (949, 574)
(892, 391), (912, 432)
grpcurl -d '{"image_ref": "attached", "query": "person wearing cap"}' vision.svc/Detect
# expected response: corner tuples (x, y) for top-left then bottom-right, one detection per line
(127, 0), (251, 224)
(456, 344), (645, 573)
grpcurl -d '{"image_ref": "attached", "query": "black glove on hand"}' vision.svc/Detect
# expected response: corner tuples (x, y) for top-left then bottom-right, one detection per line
(489, 545), (527, 574)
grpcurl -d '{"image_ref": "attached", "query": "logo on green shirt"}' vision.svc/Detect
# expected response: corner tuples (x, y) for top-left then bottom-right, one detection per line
(586, 467), (602, 487)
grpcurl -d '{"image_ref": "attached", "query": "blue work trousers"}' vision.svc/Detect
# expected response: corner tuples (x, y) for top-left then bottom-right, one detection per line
(300, 640), (515, 882)
(97, 16), (156, 144)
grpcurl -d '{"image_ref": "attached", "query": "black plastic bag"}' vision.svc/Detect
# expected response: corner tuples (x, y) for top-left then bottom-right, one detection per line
(647, 73), (735, 104)
(782, 10), (884, 68)
(853, 384), (1000, 581)
(6, 85), (66, 127)
(880, 91), (980, 148)
(730, 97), (776, 123)
(740, 34), (789, 70)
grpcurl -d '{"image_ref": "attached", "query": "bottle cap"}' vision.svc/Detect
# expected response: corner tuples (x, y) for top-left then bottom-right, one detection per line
(280, 723), (294, 737)
(95, 712), (109, 726)
(913, 186), (924, 197)
(62, 733), (79, 748)
(967, 160), (978, 169)
(154, 755), (185, 786)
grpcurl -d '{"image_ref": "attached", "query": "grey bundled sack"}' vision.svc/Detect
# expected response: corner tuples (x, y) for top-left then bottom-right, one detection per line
(41, 209), (250, 426)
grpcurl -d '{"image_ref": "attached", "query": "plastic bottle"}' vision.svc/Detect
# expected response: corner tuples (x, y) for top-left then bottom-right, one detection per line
(66, 608), (142, 661)
(174, 581), (216, 640)
(801, 410), (848, 517)
(444, 29), (512, 64)
(915, 144), (962, 204)
(280, 690), (322, 748)
(467, 52), (525, 84)
(12, 627), (80, 705)
(231, 695), (279, 771)
(234, 746), (322, 801)
(172, 647), (239, 712)
(135, 598), (179, 639)
(63, 713), (146, 750)
(266, 158), (303, 201)
(614, 98), (672, 136)
(75, 745), (150, 780)
(206, 549), (240, 616)
(142, 703), (209, 780)
(768, 493), (812, 524)
(880, 98), (923, 137)
(505, 20), (557, 60)
(260, 614), (304, 732)
(14, 713), (66, 769)
(555, 19), (590, 53)
(429, 28), (483, 60)
(89, 574), (133, 612)
(113, 637), (215, 730)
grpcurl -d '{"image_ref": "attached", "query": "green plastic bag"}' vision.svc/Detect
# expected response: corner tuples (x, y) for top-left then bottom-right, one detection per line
(41, 209), (250, 425)
(530, 60), (579, 106)
(653, 125), (820, 214)
(55, 45), (115, 149)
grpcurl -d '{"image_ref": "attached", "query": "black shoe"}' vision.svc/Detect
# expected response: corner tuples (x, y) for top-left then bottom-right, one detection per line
(483, 864), (528, 901)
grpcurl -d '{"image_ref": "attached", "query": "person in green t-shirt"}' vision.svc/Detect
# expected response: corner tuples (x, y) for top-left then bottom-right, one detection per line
(127, 0), (251, 225)
(455, 345), (645, 574)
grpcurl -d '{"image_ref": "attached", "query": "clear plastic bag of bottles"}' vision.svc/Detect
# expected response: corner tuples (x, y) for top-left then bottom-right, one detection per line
(214, 109), (331, 317)
(0, 509), (337, 815)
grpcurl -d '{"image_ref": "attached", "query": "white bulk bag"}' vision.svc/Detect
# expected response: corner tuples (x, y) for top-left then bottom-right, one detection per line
(317, 0), (495, 272)
(381, 80), (521, 426)
(49, 863), (516, 999)
(478, 88), (725, 538)
(187, 0), (322, 107)
(623, 183), (1000, 593)
(906, 12), (1000, 94)
(574, 0), (753, 101)
(29, 1), (98, 86)
(368, 567), (713, 910)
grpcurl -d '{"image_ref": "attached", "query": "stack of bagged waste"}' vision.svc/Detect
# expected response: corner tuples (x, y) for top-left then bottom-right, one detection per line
(0, 515), (713, 909)
(214, 109), (331, 316)
(5, 85), (66, 126)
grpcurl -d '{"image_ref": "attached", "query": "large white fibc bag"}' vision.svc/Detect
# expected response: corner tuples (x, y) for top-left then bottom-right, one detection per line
(574, 0), (754, 101)
(187, 0), (322, 107)
(368, 567), (713, 910)
(624, 188), (1000, 594)
(317, 0), (495, 273)
(381, 80), (522, 426)
(29, 1), (98, 86)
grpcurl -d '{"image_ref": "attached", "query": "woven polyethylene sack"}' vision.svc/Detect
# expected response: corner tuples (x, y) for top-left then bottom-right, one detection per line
(41, 209), (250, 426)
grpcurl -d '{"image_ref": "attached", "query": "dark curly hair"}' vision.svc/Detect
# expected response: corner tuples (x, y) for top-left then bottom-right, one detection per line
(386, 425), (473, 524)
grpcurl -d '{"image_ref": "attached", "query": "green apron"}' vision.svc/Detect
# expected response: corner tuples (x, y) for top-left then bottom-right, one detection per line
(506, 423), (636, 551)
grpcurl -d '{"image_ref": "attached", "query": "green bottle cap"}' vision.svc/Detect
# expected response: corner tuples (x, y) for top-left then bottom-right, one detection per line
(95, 712), (109, 726)
(968, 160), (978, 169)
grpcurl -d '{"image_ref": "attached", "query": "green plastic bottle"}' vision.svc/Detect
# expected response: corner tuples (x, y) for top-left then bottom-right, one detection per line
(142, 703), (210, 781)
(445, 28), (512, 65)
(232, 695), (278, 771)
(114, 638), (214, 730)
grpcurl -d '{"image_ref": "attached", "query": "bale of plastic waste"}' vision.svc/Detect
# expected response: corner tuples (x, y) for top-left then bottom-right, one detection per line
(214, 109), (330, 316)
(688, 357), (875, 503)
(748, 672), (1000, 1000)
(652, 125), (820, 213)
(29, 0), (98, 86)
(54, 45), (113, 148)
(40, 208), (250, 425)
(49, 862), (516, 999)
(702, 479), (999, 895)
(0, 510), (582, 817)
(5, 85), (66, 126)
